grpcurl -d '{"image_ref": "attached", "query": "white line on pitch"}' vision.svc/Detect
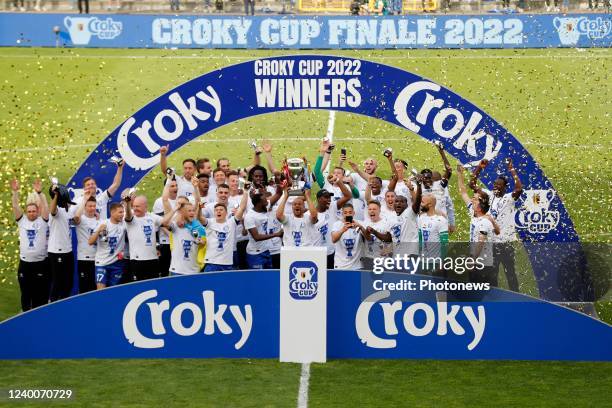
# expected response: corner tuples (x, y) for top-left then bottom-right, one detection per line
(297, 363), (311, 408)
(0, 137), (608, 153)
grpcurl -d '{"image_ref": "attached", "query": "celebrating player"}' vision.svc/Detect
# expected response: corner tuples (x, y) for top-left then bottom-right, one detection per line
(418, 194), (449, 275)
(159, 144), (196, 198)
(276, 187), (317, 248)
(80, 159), (124, 220)
(361, 201), (393, 269)
(125, 192), (163, 281)
(331, 203), (365, 269)
(12, 179), (49, 311)
(89, 203), (127, 289)
(469, 158), (523, 291)
(244, 187), (282, 269)
(73, 194), (100, 293)
(202, 191), (248, 272)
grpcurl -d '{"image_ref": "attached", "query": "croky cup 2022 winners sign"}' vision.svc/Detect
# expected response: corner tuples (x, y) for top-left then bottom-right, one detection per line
(0, 56), (609, 361)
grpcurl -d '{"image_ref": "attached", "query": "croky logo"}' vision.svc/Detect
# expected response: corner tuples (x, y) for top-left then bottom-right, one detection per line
(64, 16), (123, 45)
(515, 189), (560, 234)
(289, 261), (318, 300)
(553, 16), (611, 46)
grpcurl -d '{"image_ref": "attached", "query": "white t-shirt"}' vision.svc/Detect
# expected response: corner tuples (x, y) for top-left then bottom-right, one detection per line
(48, 206), (76, 254)
(470, 216), (495, 266)
(244, 210), (271, 255)
(351, 198), (366, 221)
(95, 220), (127, 266)
(205, 217), (239, 266)
(307, 202), (339, 255)
(126, 213), (163, 261)
(361, 218), (392, 259)
(175, 175), (195, 198)
(17, 216), (48, 262)
(380, 205), (396, 222)
(73, 190), (112, 220)
(153, 197), (176, 245)
(418, 213), (448, 259)
(394, 180), (412, 200)
(388, 208), (419, 256)
(281, 214), (314, 247)
(168, 222), (201, 275)
(266, 212), (283, 255)
(332, 221), (363, 269)
(75, 214), (100, 261)
(484, 190), (517, 243)
(227, 195), (248, 243)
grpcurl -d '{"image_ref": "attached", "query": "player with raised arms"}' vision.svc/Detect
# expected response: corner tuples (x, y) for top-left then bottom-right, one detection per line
(201, 188), (248, 272)
(11, 179), (49, 310)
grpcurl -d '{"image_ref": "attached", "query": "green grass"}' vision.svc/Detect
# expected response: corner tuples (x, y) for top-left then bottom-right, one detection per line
(0, 359), (301, 407)
(0, 48), (610, 407)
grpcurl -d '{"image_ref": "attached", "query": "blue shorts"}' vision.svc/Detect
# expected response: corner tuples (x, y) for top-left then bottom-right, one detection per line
(204, 263), (234, 273)
(246, 251), (272, 270)
(95, 260), (125, 287)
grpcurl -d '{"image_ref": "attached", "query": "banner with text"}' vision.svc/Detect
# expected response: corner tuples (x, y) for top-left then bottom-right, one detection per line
(0, 271), (610, 360)
(0, 13), (610, 49)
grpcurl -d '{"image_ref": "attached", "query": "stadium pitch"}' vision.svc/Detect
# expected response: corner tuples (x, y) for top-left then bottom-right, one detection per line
(0, 47), (610, 406)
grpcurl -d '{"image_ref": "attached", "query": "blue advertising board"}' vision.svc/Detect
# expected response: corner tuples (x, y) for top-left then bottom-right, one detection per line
(61, 54), (591, 302)
(0, 13), (610, 49)
(0, 271), (610, 360)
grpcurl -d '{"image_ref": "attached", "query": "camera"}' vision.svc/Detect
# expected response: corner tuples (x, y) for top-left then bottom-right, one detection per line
(345, 215), (353, 224)
(383, 147), (393, 157)
(166, 167), (176, 181)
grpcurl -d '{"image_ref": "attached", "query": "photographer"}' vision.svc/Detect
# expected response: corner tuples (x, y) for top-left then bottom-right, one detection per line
(332, 203), (365, 269)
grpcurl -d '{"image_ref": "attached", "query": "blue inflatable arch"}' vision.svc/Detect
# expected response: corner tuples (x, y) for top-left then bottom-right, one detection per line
(67, 55), (592, 302)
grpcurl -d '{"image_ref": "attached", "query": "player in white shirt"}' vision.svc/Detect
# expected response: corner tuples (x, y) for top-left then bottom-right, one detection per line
(458, 166), (501, 285)
(202, 191), (248, 272)
(309, 179), (352, 269)
(73, 194), (100, 293)
(153, 179), (178, 277)
(388, 178), (423, 269)
(89, 203), (127, 289)
(244, 186), (283, 269)
(48, 181), (77, 301)
(11, 179), (50, 311)
(208, 167), (227, 202)
(160, 182), (207, 276)
(348, 157), (382, 192)
(159, 144), (196, 198)
(225, 170), (250, 269)
(79, 159), (124, 220)
(332, 203), (366, 269)
(420, 143), (453, 216)
(361, 201), (393, 269)
(276, 187), (317, 248)
(418, 194), (449, 275)
(381, 190), (397, 221)
(469, 158), (523, 291)
(202, 183), (231, 219)
(125, 192), (164, 282)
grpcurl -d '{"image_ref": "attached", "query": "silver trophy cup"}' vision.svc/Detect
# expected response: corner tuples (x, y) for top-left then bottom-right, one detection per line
(286, 158), (305, 197)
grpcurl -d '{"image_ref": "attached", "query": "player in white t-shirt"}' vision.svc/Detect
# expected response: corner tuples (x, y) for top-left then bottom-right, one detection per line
(12, 179), (50, 311)
(332, 203), (366, 269)
(89, 203), (127, 289)
(125, 193), (163, 282)
(48, 181), (77, 302)
(79, 159), (124, 220)
(160, 182), (207, 276)
(276, 187), (317, 248)
(309, 179), (352, 269)
(159, 144), (197, 198)
(202, 191), (248, 272)
(244, 186), (282, 269)
(73, 194), (100, 293)
(457, 167), (501, 285)
(361, 201), (393, 269)
(469, 158), (523, 291)
(386, 177), (423, 274)
(418, 194), (449, 275)
(153, 179), (178, 277)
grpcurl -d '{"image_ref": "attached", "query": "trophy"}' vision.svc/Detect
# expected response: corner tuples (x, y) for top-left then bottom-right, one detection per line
(286, 158), (305, 197)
